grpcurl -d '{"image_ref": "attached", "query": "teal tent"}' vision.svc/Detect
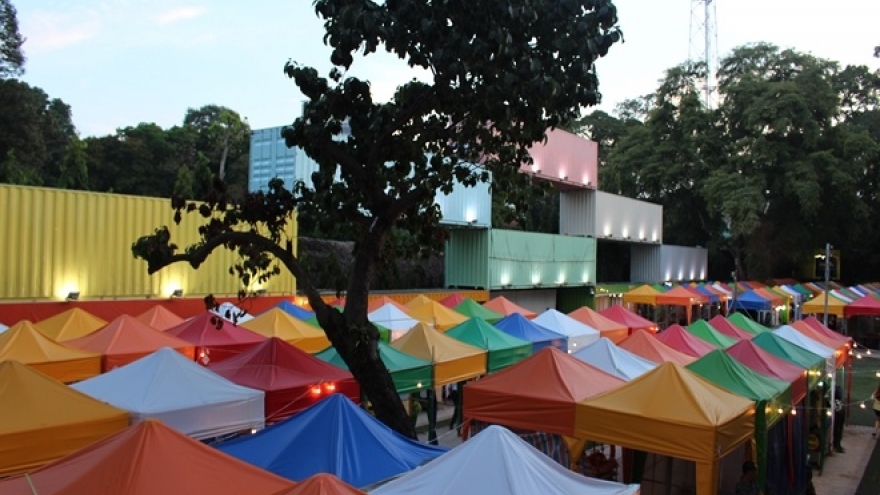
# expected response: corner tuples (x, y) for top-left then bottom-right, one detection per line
(454, 299), (504, 323)
(445, 318), (532, 372)
(687, 320), (739, 348)
(316, 342), (431, 394)
(727, 313), (772, 335)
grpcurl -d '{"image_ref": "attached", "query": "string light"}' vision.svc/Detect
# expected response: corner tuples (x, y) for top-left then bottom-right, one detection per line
(790, 409), (797, 416)
(777, 408), (784, 414)
(860, 403), (867, 409)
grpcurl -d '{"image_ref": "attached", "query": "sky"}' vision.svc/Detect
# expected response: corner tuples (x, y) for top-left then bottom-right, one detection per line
(16, 0), (880, 137)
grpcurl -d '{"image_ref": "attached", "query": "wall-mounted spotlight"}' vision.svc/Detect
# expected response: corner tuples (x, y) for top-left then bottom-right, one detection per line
(605, 233), (613, 238)
(563, 175), (569, 181)
(255, 289), (267, 296)
(535, 169), (542, 175)
(641, 237), (647, 242)
(171, 289), (184, 298)
(66, 291), (80, 301)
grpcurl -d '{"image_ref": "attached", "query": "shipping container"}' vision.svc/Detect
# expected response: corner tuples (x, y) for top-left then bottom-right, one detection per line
(630, 244), (708, 283)
(521, 128), (598, 190)
(489, 289), (558, 314)
(561, 190), (663, 242)
(0, 185), (297, 301)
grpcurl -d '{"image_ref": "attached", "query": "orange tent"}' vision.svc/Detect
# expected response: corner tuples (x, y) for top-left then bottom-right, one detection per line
(618, 329), (697, 366)
(65, 315), (196, 371)
(0, 420), (294, 495)
(367, 296), (409, 314)
(275, 474), (366, 495)
(35, 308), (107, 342)
(567, 306), (629, 344)
(0, 360), (129, 476)
(136, 306), (185, 331)
(241, 308), (331, 353)
(655, 286), (710, 324)
(482, 296), (537, 319)
(0, 321), (101, 382)
(463, 347), (624, 437)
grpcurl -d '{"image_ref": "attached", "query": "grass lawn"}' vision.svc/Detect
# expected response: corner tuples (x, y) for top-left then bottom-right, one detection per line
(847, 355), (880, 427)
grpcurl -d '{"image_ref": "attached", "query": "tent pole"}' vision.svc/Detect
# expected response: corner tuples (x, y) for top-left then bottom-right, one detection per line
(823, 243), (831, 327)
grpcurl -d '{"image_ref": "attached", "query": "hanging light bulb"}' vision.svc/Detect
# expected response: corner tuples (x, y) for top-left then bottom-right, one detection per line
(818, 381), (824, 387)
(860, 402), (867, 409)
(791, 409), (797, 416)
(868, 350), (873, 355)
(416, 381), (423, 388)
(875, 372), (880, 378)
(857, 354), (863, 359)
(777, 408), (784, 414)
(826, 410), (833, 417)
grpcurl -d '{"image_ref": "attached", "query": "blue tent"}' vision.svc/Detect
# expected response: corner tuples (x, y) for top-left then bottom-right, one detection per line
(215, 394), (447, 488)
(694, 285), (719, 303)
(271, 300), (315, 321)
(732, 290), (772, 311)
(493, 313), (567, 353)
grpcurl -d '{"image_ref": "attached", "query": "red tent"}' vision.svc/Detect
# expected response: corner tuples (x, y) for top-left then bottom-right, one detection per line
(618, 329), (696, 366)
(726, 340), (807, 404)
(463, 347), (623, 437)
(801, 317), (852, 347)
(482, 297), (537, 319)
(708, 315), (754, 341)
(208, 337), (359, 423)
(136, 306), (185, 331)
(439, 293), (467, 308)
(843, 295), (880, 318)
(790, 320), (849, 369)
(275, 474), (366, 495)
(165, 312), (266, 364)
(0, 420), (294, 495)
(599, 305), (658, 334)
(654, 325), (715, 358)
(66, 315), (195, 371)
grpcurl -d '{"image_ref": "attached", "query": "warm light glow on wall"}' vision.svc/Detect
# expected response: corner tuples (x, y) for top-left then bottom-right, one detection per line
(56, 280), (79, 300)
(161, 280), (182, 298)
(500, 274), (511, 286)
(531, 272), (541, 285)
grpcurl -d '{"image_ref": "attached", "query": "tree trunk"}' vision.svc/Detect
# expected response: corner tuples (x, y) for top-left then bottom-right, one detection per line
(218, 133), (229, 181)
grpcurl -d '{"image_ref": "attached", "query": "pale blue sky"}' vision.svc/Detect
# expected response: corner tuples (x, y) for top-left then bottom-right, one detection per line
(16, 0), (880, 137)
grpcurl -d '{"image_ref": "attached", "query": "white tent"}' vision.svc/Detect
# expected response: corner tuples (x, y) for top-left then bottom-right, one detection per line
(773, 325), (837, 374)
(212, 302), (255, 323)
(371, 425), (640, 495)
(0, 322), (7, 334)
(72, 347), (265, 440)
(572, 337), (657, 381)
(368, 304), (419, 341)
(532, 309), (600, 352)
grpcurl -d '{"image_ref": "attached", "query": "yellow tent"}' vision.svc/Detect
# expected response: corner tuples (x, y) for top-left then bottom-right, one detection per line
(406, 301), (468, 331)
(241, 308), (331, 353)
(575, 362), (755, 495)
(0, 321), (101, 383)
(802, 291), (847, 317)
(391, 323), (486, 386)
(0, 360), (129, 476)
(404, 294), (436, 310)
(35, 308), (107, 342)
(622, 285), (661, 306)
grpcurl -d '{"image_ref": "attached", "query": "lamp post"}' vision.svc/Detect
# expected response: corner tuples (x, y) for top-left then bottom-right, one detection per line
(731, 270), (738, 316)
(823, 242), (832, 327)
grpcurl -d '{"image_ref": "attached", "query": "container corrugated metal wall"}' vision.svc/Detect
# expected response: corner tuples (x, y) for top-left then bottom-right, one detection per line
(435, 180), (492, 227)
(487, 230), (596, 289)
(444, 229), (490, 289)
(489, 289), (558, 314)
(594, 191), (663, 242)
(521, 128), (598, 189)
(630, 244), (662, 283)
(659, 245), (708, 282)
(556, 286), (594, 312)
(559, 190), (596, 236)
(0, 185), (297, 301)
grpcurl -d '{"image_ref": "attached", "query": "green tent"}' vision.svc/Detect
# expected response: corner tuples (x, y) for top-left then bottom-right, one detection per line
(792, 284), (814, 298)
(686, 320), (738, 348)
(316, 342), (432, 394)
(305, 314), (391, 343)
(454, 299), (503, 323)
(445, 317), (532, 373)
(751, 332), (825, 387)
(727, 313), (771, 335)
(687, 350), (792, 491)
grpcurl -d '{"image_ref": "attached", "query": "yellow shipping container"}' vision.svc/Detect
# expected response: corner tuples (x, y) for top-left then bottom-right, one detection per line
(0, 185), (297, 301)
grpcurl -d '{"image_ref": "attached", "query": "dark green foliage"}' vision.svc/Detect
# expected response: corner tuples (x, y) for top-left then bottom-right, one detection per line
(0, 0), (24, 78)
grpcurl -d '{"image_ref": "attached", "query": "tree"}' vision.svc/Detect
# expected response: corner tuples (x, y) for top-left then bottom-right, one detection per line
(57, 136), (89, 189)
(0, 0), (25, 78)
(132, 0), (622, 437)
(183, 105), (250, 198)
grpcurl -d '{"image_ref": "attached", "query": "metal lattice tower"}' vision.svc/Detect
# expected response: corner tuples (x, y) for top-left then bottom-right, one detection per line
(688, 0), (719, 108)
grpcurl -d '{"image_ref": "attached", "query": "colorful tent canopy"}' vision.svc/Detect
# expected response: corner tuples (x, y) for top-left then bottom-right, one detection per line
(622, 284), (661, 306)
(618, 329), (697, 366)
(686, 320), (739, 349)
(567, 306), (629, 344)
(751, 332), (826, 375)
(599, 305), (658, 333)
(135, 305), (184, 331)
(66, 315), (195, 371)
(0, 321), (101, 383)
(391, 323), (486, 387)
(463, 347), (624, 437)
(802, 292), (847, 317)
(367, 296), (409, 314)
(572, 337), (657, 381)
(212, 302), (255, 323)
(272, 300), (316, 321)
(656, 286), (710, 306)
(216, 394), (447, 488)
(727, 313), (771, 335)
(35, 308), (107, 342)
(575, 362), (755, 495)
(0, 360), (129, 476)
(208, 337), (360, 423)
(371, 425), (640, 495)
(316, 342), (432, 394)
(731, 290), (771, 311)
(493, 313), (567, 353)
(708, 315), (754, 341)
(165, 312), (267, 364)
(241, 308), (331, 353)
(844, 295), (880, 317)
(439, 293), (467, 308)
(532, 309), (600, 351)
(654, 325), (716, 358)
(454, 298), (503, 323)
(72, 348), (265, 439)
(692, 286), (719, 303)
(406, 299), (469, 331)
(482, 296), (537, 319)
(753, 287), (784, 306)
(368, 304), (419, 340)
(0, 420), (294, 495)
(404, 294), (436, 309)
(773, 326), (837, 373)
(445, 317), (531, 372)
(801, 316), (851, 345)
(726, 340), (808, 404)
(790, 320), (848, 368)
(277, 474), (367, 495)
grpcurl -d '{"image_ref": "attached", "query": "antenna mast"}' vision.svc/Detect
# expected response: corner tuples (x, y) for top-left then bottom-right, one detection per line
(688, 0), (719, 108)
